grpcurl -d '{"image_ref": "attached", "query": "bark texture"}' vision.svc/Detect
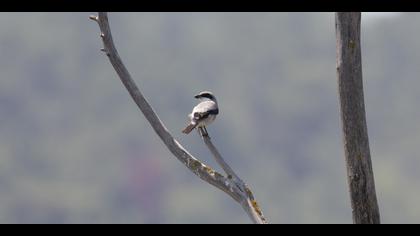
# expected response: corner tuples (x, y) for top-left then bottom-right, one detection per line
(335, 12), (380, 224)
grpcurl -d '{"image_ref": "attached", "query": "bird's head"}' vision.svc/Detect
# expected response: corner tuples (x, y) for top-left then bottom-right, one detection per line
(194, 91), (217, 102)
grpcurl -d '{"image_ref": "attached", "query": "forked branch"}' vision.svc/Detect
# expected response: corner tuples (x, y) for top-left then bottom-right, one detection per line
(90, 12), (267, 224)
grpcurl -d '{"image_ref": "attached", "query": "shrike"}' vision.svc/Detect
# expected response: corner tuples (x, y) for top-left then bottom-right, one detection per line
(182, 91), (219, 136)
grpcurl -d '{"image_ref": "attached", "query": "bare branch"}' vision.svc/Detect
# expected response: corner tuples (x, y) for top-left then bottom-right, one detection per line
(89, 15), (98, 22)
(335, 12), (380, 224)
(200, 131), (243, 184)
(90, 12), (267, 224)
(199, 130), (267, 223)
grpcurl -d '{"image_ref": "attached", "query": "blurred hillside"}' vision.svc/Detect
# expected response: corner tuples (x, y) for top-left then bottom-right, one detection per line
(0, 12), (418, 223)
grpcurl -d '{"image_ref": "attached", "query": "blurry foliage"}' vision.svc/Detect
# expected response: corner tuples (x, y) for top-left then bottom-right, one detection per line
(0, 12), (417, 223)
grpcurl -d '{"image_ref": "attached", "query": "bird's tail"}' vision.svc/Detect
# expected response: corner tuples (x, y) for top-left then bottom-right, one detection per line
(182, 123), (197, 134)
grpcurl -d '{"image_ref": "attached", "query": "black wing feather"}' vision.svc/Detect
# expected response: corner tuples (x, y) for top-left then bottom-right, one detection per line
(193, 108), (219, 121)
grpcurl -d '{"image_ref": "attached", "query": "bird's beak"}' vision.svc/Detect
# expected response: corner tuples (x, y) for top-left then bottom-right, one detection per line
(194, 94), (201, 99)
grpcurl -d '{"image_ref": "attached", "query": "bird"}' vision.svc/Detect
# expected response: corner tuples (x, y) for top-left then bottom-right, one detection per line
(182, 91), (219, 136)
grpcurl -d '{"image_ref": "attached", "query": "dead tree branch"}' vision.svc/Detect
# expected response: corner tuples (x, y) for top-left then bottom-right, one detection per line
(335, 12), (380, 224)
(199, 129), (265, 223)
(90, 12), (267, 224)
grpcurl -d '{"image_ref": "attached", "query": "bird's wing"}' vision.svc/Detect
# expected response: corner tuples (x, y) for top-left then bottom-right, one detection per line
(191, 101), (219, 121)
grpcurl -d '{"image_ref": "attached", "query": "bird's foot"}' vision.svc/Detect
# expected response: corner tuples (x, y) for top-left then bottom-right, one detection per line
(198, 127), (209, 137)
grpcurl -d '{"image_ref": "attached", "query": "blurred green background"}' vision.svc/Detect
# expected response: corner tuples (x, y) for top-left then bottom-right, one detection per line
(0, 12), (417, 223)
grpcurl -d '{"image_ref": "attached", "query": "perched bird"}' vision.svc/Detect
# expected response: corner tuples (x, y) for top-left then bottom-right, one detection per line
(182, 91), (219, 136)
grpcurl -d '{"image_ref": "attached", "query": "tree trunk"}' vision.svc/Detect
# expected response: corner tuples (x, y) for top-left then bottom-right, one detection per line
(335, 12), (381, 224)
